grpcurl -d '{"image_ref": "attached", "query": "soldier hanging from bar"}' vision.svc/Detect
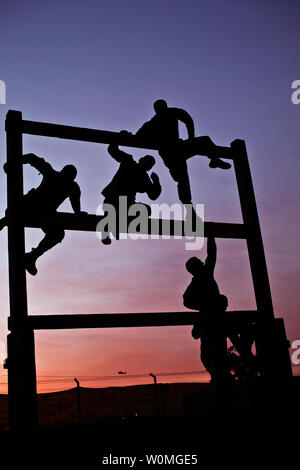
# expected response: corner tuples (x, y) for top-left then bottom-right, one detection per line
(183, 236), (256, 406)
(0, 153), (86, 275)
(183, 236), (232, 387)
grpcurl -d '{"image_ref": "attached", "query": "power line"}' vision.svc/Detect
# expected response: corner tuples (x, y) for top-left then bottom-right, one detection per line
(0, 370), (206, 385)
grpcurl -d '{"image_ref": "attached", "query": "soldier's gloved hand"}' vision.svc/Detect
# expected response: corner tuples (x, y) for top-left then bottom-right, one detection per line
(191, 324), (202, 340)
(119, 130), (132, 137)
(3, 161), (21, 173)
(3, 161), (17, 173)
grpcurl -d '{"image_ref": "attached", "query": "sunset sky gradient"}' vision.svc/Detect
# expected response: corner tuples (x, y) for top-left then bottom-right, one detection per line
(0, 0), (299, 392)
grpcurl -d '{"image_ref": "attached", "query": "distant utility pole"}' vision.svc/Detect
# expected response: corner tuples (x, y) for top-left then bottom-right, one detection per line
(74, 378), (81, 425)
(149, 373), (159, 416)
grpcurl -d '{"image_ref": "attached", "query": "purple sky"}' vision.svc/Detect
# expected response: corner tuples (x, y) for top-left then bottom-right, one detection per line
(0, 0), (299, 392)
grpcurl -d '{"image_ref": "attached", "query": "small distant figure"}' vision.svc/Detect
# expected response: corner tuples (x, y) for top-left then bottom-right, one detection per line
(100, 143), (161, 244)
(0, 153), (85, 275)
(183, 236), (232, 386)
(136, 99), (231, 205)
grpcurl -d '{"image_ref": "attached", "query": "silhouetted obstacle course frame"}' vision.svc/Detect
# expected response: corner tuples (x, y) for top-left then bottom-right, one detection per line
(4, 110), (292, 433)
(24, 212), (246, 238)
(8, 310), (260, 331)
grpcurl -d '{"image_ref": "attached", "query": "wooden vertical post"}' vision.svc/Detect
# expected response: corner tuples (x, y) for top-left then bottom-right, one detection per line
(231, 139), (274, 318)
(5, 110), (38, 432)
(231, 139), (292, 381)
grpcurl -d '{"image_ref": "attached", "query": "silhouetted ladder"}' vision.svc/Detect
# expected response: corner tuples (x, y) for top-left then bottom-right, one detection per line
(4, 110), (292, 432)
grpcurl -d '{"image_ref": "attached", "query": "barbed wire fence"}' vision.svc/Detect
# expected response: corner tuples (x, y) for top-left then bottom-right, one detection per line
(0, 370), (207, 391)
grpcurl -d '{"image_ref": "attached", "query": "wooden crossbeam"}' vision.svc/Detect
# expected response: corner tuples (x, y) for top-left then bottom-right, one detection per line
(21, 212), (247, 239)
(8, 310), (259, 331)
(21, 118), (233, 159)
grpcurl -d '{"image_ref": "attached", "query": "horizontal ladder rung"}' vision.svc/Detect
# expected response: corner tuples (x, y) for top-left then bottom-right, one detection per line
(8, 311), (260, 331)
(20, 212), (247, 238)
(21, 119), (233, 159)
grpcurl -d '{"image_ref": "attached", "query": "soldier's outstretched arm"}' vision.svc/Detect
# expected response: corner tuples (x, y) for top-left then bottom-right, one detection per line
(3, 153), (52, 175)
(107, 145), (133, 163)
(205, 236), (217, 274)
(22, 153), (53, 175)
(69, 183), (82, 214)
(135, 120), (152, 139)
(146, 172), (162, 200)
(176, 109), (195, 140)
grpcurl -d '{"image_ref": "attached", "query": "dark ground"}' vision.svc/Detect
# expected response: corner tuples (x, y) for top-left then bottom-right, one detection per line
(0, 409), (298, 468)
(0, 378), (299, 467)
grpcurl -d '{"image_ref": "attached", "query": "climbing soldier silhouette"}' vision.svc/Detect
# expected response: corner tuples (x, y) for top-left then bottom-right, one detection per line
(184, 236), (257, 394)
(100, 143), (162, 244)
(183, 236), (232, 386)
(135, 99), (231, 205)
(0, 153), (85, 275)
